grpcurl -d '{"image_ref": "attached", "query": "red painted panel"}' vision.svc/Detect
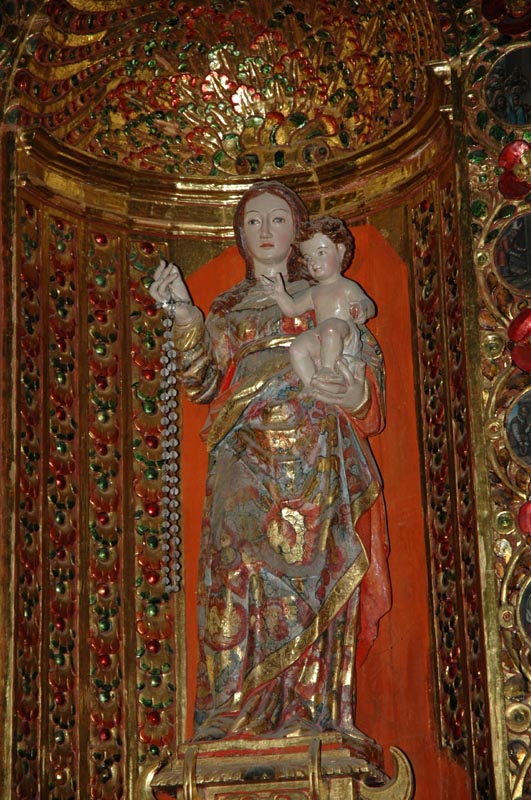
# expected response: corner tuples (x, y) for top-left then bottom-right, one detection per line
(180, 225), (471, 798)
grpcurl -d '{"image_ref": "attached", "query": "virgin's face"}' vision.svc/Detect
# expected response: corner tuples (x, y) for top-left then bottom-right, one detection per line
(243, 193), (295, 277)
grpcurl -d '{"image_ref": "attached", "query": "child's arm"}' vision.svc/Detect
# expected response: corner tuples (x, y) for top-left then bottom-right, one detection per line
(261, 273), (314, 317)
(346, 281), (376, 323)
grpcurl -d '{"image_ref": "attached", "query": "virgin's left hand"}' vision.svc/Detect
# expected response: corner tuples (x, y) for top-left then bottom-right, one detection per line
(307, 359), (367, 411)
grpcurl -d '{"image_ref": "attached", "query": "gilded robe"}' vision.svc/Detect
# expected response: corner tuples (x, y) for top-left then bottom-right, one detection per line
(173, 275), (390, 739)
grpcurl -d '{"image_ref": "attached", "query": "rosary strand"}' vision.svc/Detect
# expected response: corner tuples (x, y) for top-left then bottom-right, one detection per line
(159, 302), (182, 592)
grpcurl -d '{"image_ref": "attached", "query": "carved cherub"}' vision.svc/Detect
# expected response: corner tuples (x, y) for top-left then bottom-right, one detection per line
(262, 216), (375, 389)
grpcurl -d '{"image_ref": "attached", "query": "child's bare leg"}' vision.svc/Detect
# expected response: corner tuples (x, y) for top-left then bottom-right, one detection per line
(290, 330), (321, 387)
(318, 318), (351, 374)
(349, 324), (362, 359)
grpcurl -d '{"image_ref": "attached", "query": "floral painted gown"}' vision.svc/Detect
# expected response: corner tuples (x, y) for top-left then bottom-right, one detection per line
(172, 275), (390, 740)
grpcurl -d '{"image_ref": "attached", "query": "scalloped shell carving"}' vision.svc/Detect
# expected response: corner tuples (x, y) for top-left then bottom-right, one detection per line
(9, 0), (442, 176)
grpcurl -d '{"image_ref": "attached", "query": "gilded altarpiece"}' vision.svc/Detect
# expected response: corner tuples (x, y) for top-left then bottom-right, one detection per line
(12, 185), (188, 799)
(456, 12), (531, 800)
(2, 1), (531, 799)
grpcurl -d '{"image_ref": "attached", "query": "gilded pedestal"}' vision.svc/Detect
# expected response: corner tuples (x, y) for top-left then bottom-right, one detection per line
(143, 734), (414, 800)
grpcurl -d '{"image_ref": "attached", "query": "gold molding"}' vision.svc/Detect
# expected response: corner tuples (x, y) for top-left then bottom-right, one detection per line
(15, 69), (451, 234)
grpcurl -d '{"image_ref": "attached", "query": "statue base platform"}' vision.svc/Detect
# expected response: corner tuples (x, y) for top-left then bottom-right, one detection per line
(144, 733), (414, 800)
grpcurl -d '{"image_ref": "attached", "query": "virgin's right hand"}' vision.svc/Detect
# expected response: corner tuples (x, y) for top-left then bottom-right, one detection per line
(149, 260), (196, 323)
(259, 272), (286, 298)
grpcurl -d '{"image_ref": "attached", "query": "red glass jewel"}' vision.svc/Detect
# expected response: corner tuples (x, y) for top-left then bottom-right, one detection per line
(94, 309), (108, 323)
(146, 503), (159, 517)
(99, 727), (112, 741)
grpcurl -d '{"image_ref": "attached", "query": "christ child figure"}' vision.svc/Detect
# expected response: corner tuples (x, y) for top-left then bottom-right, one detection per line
(263, 216), (375, 389)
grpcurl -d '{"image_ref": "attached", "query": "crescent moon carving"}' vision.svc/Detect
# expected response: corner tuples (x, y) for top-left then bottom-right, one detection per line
(360, 747), (415, 800)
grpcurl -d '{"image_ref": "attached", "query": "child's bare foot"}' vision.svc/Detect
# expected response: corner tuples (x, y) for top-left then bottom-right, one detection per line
(312, 366), (344, 385)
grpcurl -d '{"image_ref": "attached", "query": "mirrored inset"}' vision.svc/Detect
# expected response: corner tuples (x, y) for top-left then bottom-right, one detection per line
(486, 46), (531, 125)
(519, 577), (531, 647)
(507, 389), (531, 469)
(495, 215), (531, 294)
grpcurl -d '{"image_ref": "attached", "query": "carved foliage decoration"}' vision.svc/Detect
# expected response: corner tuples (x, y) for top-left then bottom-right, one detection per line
(17, 199), (43, 798)
(409, 173), (491, 797)
(13, 184), (184, 799)
(456, 8), (531, 800)
(481, 0), (531, 36)
(411, 190), (467, 756)
(439, 180), (490, 796)
(6, 0), (442, 176)
(0, 1), (39, 104)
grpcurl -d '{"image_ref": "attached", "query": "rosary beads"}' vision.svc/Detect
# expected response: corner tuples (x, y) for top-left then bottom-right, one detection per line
(159, 302), (182, 592)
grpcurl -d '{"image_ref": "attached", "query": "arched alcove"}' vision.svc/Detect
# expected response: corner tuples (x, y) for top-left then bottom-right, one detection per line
(4, 112), (478, 798)
(1, 2), (519, 799)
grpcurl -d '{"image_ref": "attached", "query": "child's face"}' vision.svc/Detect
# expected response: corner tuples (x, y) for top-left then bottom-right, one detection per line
(299, 234), (345, 282)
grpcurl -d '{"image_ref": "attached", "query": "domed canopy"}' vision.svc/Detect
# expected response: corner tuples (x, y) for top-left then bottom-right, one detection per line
(7, 0), (443, 178)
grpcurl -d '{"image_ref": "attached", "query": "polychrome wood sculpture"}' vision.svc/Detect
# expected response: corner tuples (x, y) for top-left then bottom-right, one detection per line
(146, 180), (413, 799)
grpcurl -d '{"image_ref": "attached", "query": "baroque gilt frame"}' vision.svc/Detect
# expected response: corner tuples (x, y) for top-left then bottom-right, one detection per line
(1, 1), (528, 798)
